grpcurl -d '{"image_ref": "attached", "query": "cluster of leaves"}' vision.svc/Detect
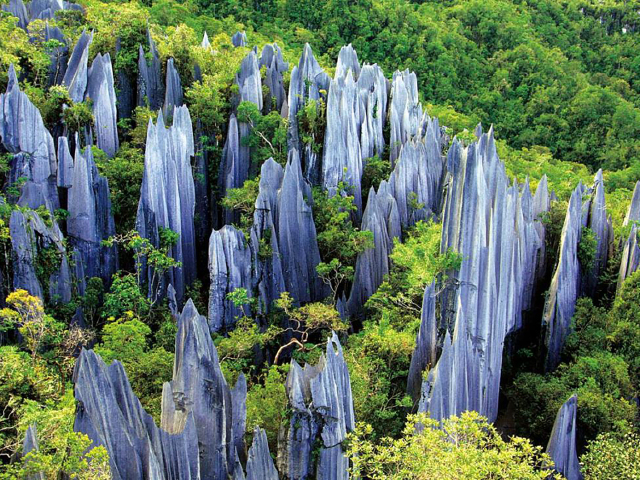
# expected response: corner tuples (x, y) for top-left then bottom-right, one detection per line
(581, 432), (640, 480)
(220, 177), (260, 236)
(237, 100), (288, 166)
(297, 97), (326, 155)
(347, 411), (559, 480)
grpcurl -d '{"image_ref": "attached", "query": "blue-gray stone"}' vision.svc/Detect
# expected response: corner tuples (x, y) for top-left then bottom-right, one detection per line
(62, 29), (93, 103)
(86, 53), (119, 157)
(546, 395), (582, 480)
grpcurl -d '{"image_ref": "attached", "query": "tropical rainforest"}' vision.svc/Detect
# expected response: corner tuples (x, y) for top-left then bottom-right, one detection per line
(0, 0), (640, 478)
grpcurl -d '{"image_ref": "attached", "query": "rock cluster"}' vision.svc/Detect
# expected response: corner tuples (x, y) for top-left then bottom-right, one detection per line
(618, 181), (640, 291)
(136, 106), (196, 304)
(546, 395), (582, 480)
(542, 170), (611, 371)
(417, 127), (548, 422)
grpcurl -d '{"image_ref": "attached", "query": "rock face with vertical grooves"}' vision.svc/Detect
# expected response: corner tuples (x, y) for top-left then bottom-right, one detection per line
(219, 51), (262, 224)
(345, 181), (400, 315)
(0, 65), (58, 210)
(543, 171), (611, 371)
(163, 58), (183, 118)
(277, 333), (355, 480)
(389, 70), (422, 165)
(161, 300), (246, 479)
(22, 424), (45, 480)
(136, 106), (196, 304)
(546, 395), (582, 480)
(86, 53), (119, 157)
(624, 181), (640, 227)
(137, 30), (165, 111)
(287, 44), (330, 183)
(67, 135), (117, 286)
(259, 43), (288, 114)
(208, 225), (253, 332)
(3, 0), (29, 28)
(418, 128), (547, 423)
(62, 29), (93, 103)
(74, 349), (200, 480)
(321, 46), (388, 207)
(388, 120), (445, 229)
(232, 31), (247, 47)
(44, 23), (68, 86)
(407, 281), (437, 406)
(617, 181), (640, 290)
(56, 136), (73, 188)
(246, 427), (278, 480)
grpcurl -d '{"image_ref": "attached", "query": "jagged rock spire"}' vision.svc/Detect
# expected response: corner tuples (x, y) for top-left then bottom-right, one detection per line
(74, 349), (200, 480)
(43, 23), (68, 85)
(232, 31), (247, 47)
(86, 53), (119, 157)
(201, 31), (211, 49)
(10, 206), (72, 303)
(618, 181), (640, 291)
(623, 181), (640, 226)
(136, 106), (196, 304)
(543, 171), (611, 371)
(22, 424), (45, 480)
(546, 395), (582, 480)
(287, 43), (330, 182)
(56, 136), (73, 188)
(0, 64), (58, 210)
(208, 225), (253, 332)
(407, 281), (437, 406)
(63, 29), (93, 103)
(346, 181), (400, 315)
(163, 58), (183, 118)
(2, 0), (29, 29)
(137, 29), (165, 111)
(419, 128), (547, 422)
(259, 43), (288, 114)
(67, 133), (117, 286)
(277, 333), (355, 479)
(389, 69), (422, 165)
(162, 299), (246, 479)
(246, 427), (278, 480)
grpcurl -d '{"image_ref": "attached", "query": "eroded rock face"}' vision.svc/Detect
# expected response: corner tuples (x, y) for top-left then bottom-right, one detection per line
(0, 64), (58, 210)
(389, 70), (422, 166)
(246, 427), (278, 480)
(618, 181), (640, 291)
(2, 0), (29, 29)
(22, 424), (45, 480)
(74, 349), (200, 480)
(407, 281), (437, 406)
(163, 58), (183, 119)
(44, 23), (68, 86)
(287, 44), (330, 183)
(10, 209), (72, 303)
(345, 181), (400, 315)
(86, 53), (119, 157)
(136, 106), (196, 304)
(232, 31), (247, 47)
(137, 30), (165, 111)
(278, 333), (355, 480)
(67, 135), (117, 286)
(546, 395), (582, 480)
(259, 43), (288, 114)
(418, 128), (547, 423)
(208, 225), (253, 332)
(543, 171), (611, 371)
(63, 29), (93, 103)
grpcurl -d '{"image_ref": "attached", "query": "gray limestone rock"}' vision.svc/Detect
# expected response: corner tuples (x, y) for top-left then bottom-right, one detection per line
(287, 44), (330, 183)
(407, 281), (437, 406)
(56, 136), (73, 188)
(62, 29), (93, 103)
(219, 113), (242, 225)
(618, 226), (640, 292)
(161, 300), (246, 480)
(67, 134), (118, 286)
(208, 225), (253, 332)
(278, 333), (354, 480)
(22, 424), (45, 480)
(259, 43), (288, 114)
(543, 171), (611, 371)
(389, 69), (422, 166)
(246, 427), (278, 480)
(10, 209), (71, 303)
(345, 181), (400, 315)
(163, 58), (183, 119)
(624, 181), (640, 226)
(232, 31), (247, 47)
(74, 349), (200, 480)
(137, 30), (164, 111)
(3, 0), (29, 28)
(86, 53), (119, 157)
(201, 31), (211, 49)
(136, 106), (196, 304)
(0, 64), (58, 209)
(419, 128), (547, 422)
(44, 23), (68, 86)
(546, 395), (582, 480)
